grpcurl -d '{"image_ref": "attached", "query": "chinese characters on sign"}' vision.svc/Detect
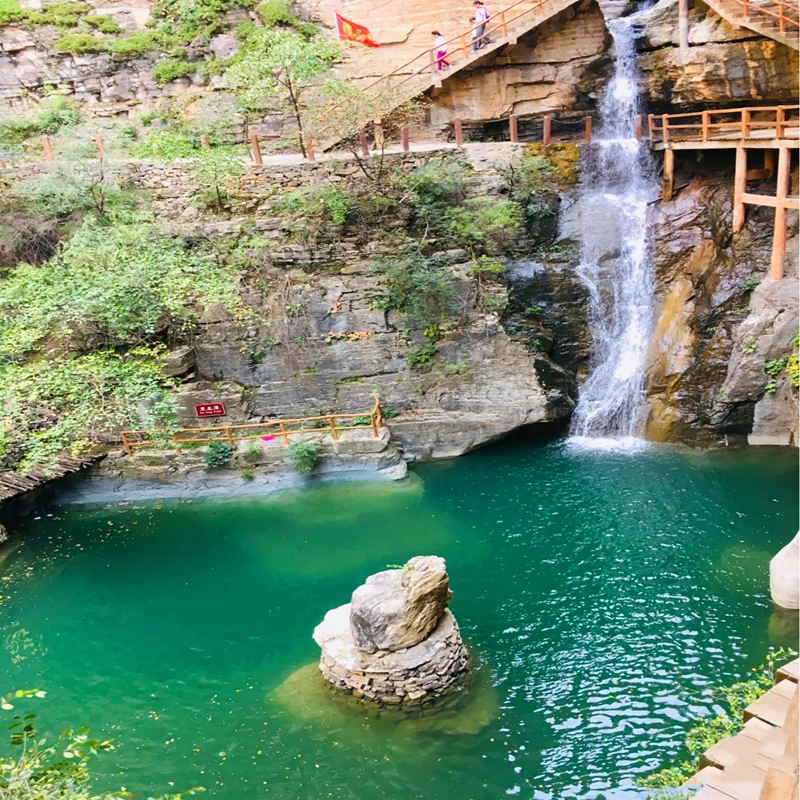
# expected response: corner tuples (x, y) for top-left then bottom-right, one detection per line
(194, 403), (226, 418)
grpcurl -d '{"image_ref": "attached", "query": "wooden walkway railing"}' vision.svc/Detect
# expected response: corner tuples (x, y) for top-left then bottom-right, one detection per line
(314, 0), (580, 144)
(734, 0), (800, 32)
(649, 105), (800, 144)
(120, 397), (384, 456)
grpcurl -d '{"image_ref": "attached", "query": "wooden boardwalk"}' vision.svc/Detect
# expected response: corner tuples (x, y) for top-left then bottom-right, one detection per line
(701, 0), (799, 50)
(649, 105), (799, 280)
(0, 455), (97, 504)
(684, 659), (799, 800)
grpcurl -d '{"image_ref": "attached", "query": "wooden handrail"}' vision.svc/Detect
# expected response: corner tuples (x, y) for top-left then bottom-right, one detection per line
(648, 105), (799, 143)
(316, 0), (569, 135)
(120, 397), (385, 455)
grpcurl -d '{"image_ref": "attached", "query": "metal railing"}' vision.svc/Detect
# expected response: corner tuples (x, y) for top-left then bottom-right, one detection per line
(120, 396), (385, 456)
(648, 105), (800, 143)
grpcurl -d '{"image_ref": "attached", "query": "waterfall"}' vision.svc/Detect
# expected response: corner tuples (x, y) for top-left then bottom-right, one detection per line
(568, 14), (657, 446)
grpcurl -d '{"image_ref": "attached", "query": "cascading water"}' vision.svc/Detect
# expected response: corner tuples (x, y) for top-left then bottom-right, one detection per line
(568, 13), (658, 445)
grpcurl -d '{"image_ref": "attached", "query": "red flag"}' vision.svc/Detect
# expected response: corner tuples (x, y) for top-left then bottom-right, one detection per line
(334, 12), (380, 47)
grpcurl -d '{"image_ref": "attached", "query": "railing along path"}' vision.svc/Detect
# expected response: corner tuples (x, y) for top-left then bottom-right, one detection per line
(649, 105), (800, 144)
(721, 0), (798, 32)
(121, 396), (384, 456)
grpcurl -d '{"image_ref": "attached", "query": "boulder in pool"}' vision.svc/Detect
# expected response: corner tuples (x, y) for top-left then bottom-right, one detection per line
(350, 555), (452, 653)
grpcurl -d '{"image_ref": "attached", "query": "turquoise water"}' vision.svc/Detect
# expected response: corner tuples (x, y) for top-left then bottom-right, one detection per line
(0, 437), (797, 800)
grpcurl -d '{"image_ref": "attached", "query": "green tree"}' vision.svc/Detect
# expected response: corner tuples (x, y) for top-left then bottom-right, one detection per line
(224, 29), (340, 157)
(189, 149), (244, 212)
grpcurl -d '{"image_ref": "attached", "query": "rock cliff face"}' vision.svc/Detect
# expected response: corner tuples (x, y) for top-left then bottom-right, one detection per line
(636, 0), (799, 109)
(645, 159), (799, 445)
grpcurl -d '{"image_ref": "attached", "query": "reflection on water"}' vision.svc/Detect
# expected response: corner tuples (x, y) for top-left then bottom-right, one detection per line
(0, 438), (796, 800)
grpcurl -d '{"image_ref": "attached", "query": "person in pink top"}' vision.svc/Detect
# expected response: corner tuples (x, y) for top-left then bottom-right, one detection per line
(472, 0), (491, 50)
(432, 31), (450, 72)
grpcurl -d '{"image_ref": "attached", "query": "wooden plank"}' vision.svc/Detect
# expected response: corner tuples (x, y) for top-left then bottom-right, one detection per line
(776, 659), (799, 684)
(746, 679), (797, 727)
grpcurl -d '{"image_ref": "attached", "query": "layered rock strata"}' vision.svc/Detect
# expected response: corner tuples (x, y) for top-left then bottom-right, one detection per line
(313, 556), (469, 707)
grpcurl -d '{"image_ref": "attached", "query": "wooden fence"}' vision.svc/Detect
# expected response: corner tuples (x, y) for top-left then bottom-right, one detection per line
(120, 396), (384, 456)
(731, 0), (799, 32)
(648, 105), (800, 144)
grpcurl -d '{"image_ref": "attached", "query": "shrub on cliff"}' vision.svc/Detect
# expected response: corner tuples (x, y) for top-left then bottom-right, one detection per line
(85, 12), (121, 33)
(108, 31), (161, 56)
(204, 441), (234, 469)
(53, 32), (106, 53)
(287, 441), (321, 474)
(151, 57), (196, 85)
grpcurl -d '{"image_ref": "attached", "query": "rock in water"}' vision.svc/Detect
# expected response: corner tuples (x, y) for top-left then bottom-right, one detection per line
(350, 555), (452, 653)
(313, 555), (469, 709)
(770, 532), (799, 610)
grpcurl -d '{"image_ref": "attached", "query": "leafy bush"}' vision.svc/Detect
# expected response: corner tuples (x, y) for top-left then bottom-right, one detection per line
(12, 160), (135, 219)
(0, 215), (240, 359)
(108, 31), (161, 56)
(85, 12), (121, 32)
(0, 104), (80, 144)
(374, 253), (456, 329)
(150, 0), (251, 43)
(132, 129), (198, 159)
(499, 151), (553, 205)
(443, 198), (522, 254)
(286, 440), (321, 474)
(204, 441), (233, 469)
(406, 343), (437, 368)
(53, 32), (106, 53)
(189, 148), (244, 211)
(739, 278), (761, 292)
(254, 0), (316, 35)
(0, 0), (27, 25)
(151, 57), (196, 85)
(0, 349), (173, 472)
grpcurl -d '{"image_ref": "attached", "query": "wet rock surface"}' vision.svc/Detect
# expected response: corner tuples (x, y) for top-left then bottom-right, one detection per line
(313, 557), (469, 708)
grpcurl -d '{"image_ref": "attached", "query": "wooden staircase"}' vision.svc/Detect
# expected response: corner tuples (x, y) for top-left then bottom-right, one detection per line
(701, 0), (799, 49)
(316, 0), (588, 147)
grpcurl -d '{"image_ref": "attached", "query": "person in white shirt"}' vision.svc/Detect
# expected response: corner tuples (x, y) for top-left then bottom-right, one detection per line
(472, 1), (491, 50)
(432, 31), (450, 72)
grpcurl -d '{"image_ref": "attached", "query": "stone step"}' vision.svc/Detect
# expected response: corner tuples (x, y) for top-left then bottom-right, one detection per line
(757, 767), (799, 800)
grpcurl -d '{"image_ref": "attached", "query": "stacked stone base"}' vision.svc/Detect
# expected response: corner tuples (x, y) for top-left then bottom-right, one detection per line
(314, 606), (469, 709)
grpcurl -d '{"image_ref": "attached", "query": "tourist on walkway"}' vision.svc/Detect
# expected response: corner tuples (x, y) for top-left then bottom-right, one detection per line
(432, 31), (450, 71)
(472, 0), (491, 50)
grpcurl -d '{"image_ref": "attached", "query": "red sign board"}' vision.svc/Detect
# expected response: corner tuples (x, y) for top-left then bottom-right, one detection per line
(194, 402), (226, 418)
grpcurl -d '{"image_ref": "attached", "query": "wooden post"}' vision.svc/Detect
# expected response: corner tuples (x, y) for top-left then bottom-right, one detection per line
(764, 149), (776, 178)
(509, 114), (518, 143)
(429, 48), (437, 77)
(662, 148), (675, 202)
(370, 411), (378, 437)
(733, 146), (747, 233)
(584, 116), (592, 143)
(94, 135), (106, 161)
(454, 118), (464, 146)
(776, 107), (785, 139)
(543, 115), (552, 145)
(121, 432), (132, 457)
(742, 109), (751, 138)
(663, 116), (670, 143)
(701, 111), (710, 141)
(634, 115), (642, 141)
(41, 135), (53, 160)
(200, 134), (210, 149)
(401, 126), (410, 152)
(743, 0), (749, 17)
(375, 395), (383, 426)
(373, 119), (384, 151)
(678, 0), (690, 50)
(359, 132), (369, 157)
(779, 3), (785, 31)
(306, 137), (315, 162)
(500, 9), (508, 35)
(771, 146), (790, 280)
(460, 34), (468, 58)
(648, 114), (656, 141)
(279, 421), (289, 444)
(249, 133), (263, 165)
(329, 416), (339, 441)
(225, 427), (235, 447)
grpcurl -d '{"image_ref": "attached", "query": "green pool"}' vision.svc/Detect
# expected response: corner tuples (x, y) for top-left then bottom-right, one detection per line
(1, 437), (797, 799)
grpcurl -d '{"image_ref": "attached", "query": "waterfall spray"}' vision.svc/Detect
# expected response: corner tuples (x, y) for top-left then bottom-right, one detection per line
(569, 15), (658, 445)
